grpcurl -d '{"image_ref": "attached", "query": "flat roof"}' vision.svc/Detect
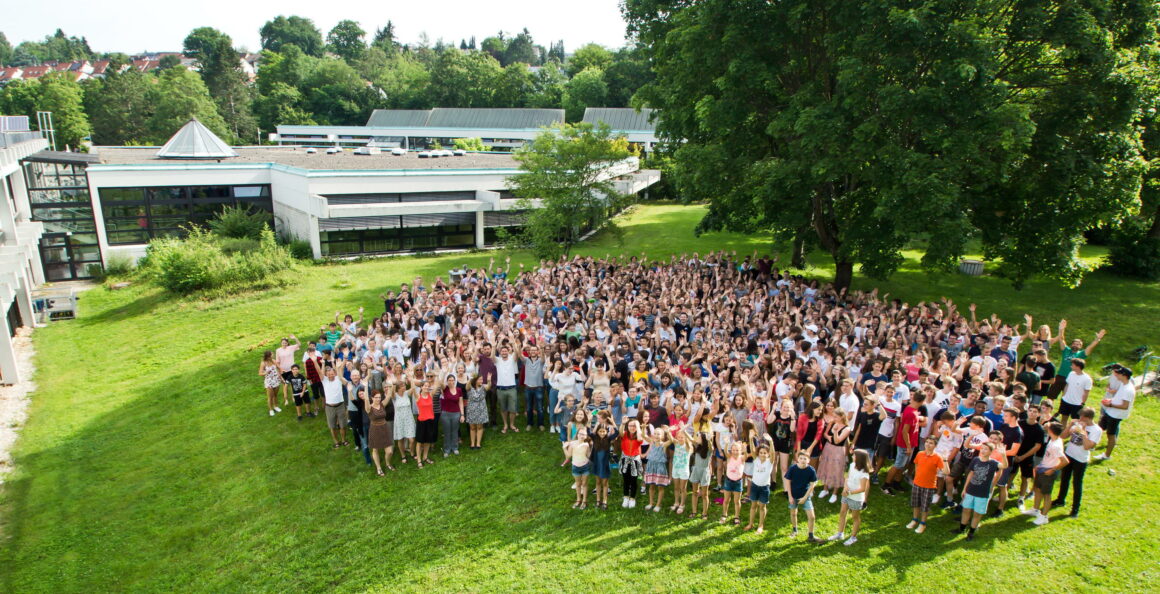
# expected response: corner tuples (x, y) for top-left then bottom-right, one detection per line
(92, 146), (520, 171)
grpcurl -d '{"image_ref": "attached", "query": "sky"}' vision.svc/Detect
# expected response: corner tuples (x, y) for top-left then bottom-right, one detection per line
(2, 0), (632, 55)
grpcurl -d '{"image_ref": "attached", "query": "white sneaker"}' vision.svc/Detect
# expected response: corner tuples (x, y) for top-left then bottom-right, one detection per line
(906, 520), (918, 530)
(827, 532), (844, 542)
(843, 536), (858, 546)
(621, 497), (628, 508)
(571, 484), (576, 490)
(1093, 453), (1110, 462)
(643, 505), (652, 511)
(1033, 514), (1049, 526)
(931, 494), (940, 505)
(274, 406), (282, 413)
(828, 494), (838, 504)
(629, 499), (636, 508)
(818, 490), (829, 499)
(652, 506), (661, 513)
(1021, 506), (1038, 516)
(268, 410), (275, 417)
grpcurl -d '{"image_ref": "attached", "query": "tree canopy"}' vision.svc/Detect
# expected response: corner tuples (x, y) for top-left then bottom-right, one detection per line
(626, 0), (1157, 290)
(327, 20), (367, 62)
(144, 66), (231, 144)
(260, 16), (324, 57)
(509, 122), (632, 257)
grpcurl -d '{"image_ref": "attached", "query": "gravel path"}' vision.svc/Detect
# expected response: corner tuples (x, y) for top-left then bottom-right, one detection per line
(0, 326), (36, 484)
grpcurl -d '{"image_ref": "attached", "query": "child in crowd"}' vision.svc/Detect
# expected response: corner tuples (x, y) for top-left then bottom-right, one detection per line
(785, 450), (821, 542)
(643, 428), (673, 512)
(830, 450), (871, 545)
(720, 442), (746, 525)
(566, 428), (592, 509)
(745, 445), (774, 534)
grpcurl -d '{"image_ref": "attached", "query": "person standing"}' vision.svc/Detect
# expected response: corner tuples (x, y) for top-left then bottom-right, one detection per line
(991, 408), (1024, 517)
(346, 369), (373, 466)
(955, 442), (1006, 541)
(1054, 407), (1101, 517)
(1025, 422), (1067, 526)
(464, 375), (491, 450)
(440, 373), (464, 457)
(521, 344), (546, 431)
(785, 450), (821, 542)
(495, 344), (520, 433)
(477, 343), (498, 428)
(1058, 359), (1093, 424)
(1095, 366), (1134, 461)
(320, 366), (348, 448)
(287, 365), (314, 420)
(829, 449), (871, 546)
(302, 342), (325, 408)
(908, 436), (947, 534)
(275, 335), (300, 407)
(259, 351), (283, 417)
(883, 392), (923, 495)
(366, 392), (394, 475)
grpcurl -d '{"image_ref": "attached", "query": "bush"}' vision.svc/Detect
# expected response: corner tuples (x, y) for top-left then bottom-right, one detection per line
(104, 254), (136, 277)
(141, 226), (294, 294)
(207, 205), (272, 240)
(1107, 219), (1160, 280)
(288, 239), (313, 260)
(453, 137), (491, 152)
(219, 237), (261, 255)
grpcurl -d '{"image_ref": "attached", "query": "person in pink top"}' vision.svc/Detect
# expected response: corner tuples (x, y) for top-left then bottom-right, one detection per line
(719, 442), (746, 525)
(1025, 422), (1068, 526)
(274, 335), (300, 408)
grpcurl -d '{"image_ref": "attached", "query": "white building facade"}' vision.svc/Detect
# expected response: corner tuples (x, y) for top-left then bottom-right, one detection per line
(0, 129), (48, 384)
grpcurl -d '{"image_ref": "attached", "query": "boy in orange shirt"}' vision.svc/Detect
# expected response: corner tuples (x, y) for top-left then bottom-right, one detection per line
(908, 436), (948, 533)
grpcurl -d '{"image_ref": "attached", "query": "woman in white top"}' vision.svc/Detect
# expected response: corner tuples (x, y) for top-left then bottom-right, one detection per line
(830, 449), (871, 546)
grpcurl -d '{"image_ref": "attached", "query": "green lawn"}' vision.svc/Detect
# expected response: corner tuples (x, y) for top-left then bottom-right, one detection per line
(2, 203), (1158, 592)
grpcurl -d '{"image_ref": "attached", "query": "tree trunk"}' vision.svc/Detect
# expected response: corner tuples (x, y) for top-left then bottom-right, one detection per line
(1148, 203), (1160, 239)
(833, 259), (853, 293)
(791, 235), (806, 268)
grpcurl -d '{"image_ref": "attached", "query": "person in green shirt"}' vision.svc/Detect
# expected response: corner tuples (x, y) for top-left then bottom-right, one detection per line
(1047, 320), (1106, 400)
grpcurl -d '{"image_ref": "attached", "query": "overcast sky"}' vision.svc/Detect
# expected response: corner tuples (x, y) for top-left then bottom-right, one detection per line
(3, 0), (631, 55)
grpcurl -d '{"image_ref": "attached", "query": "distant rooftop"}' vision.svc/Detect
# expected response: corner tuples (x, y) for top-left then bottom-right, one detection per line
(582, 108), (657, 132)
(93, 146), (520, 171)
(364, 108), (564, 130)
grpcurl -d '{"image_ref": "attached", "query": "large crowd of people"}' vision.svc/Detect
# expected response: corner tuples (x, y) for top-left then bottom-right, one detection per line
(258, 252), (1136, 543)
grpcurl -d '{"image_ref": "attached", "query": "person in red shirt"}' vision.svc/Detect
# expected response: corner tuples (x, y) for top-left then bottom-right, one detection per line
(884, 392), (925, 495)
(619, 418), (645, 508)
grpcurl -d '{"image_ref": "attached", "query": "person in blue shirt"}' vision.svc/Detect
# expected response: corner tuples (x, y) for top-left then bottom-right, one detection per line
(785, 450), (821, 542)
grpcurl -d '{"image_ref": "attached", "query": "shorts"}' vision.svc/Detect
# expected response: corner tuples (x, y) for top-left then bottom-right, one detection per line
(1019, 457), (1036, 479)
(1059, 400), (1083, 418)
(572, 463), (590, 477)
(1099, 415), (1123, 437)
(788, 498), (814, 511)
(875, 434), (894, 460)
(723, 477), (743, 493)
(1033, 468), (1058, 493)
(950, 457), (971, 479)
(997, 463), (1015, 488)
(961, 493), (990, 514)
(910, 485), (936, 511)
(749, 484), (770, 505)
(325, 405), (346, 429)
(893, 447), (913, 470)
(842, 496), (865, 511)
(497, 387), (518, 413)
(293, 390), (312, 406)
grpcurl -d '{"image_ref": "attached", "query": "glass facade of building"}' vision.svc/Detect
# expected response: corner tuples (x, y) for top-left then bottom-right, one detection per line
(98, 185), (273, 245)
(22, 161), (102, 280)
(319, 213), (476, 256)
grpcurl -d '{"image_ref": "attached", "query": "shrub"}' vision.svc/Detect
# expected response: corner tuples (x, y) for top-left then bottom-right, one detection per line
(288, 239), (314, 260)
(1107, 219), (1160, 280)
(453, 137), (491, 152)
(104, 254), (136, 277)
(207, 205), (272, 240)
(219, 237), (261, 255)
(141, 226), (294, 294)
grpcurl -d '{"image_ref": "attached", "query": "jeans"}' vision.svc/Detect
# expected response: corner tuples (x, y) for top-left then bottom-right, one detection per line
(440, 412), (460, 454)
(1056, 455), (1087, 513)
(524, 386), (544, 427)
(548, 388), (559, 426)
(348, 409), (372, 465)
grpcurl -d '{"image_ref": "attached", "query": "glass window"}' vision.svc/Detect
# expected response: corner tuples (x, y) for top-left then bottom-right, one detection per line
(233, 186), (268, 198)
(106, 230), (150, 245)
(104, 204), (148, 218)
(30, 206), (90, 220)
(100, 188), (146, 203)
(190, 186), (231, 199)
(362, 236), (400, 253)
(149, 187), (186, 202)
(148, 202), (189, 217)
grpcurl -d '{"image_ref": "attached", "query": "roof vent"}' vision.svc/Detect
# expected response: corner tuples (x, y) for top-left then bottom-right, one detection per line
(155, 118), (238, 159)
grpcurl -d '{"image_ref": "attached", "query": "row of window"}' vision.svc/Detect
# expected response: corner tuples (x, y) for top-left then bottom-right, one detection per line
(320, 224), (476, 256)
(97, 185), (274, 245)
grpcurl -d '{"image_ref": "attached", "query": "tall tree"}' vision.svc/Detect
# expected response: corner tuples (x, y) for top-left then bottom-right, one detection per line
(254, 82), (316, 131)
(0, 32), (12, 66)
(480, 35), (507, 63)
(493, 63), (534, 107)
(526, 60), (567, 108)
(547, 40), (565, 64)
(604, 45), (652, 107)
(327, 20), (366, 62)
(566, 43), (612, 77)
(361, 48), (430, 108)
(371, 21), (397, 53)
(0, 74), (91, 149)
(82, 68), (152, 145)
(509, 122), (632, 257)
(183, 27), (256, 142)
(626, 0), (1155, 290)
(562, 67), (607, 122)
(145, 66), (230, 144)
(504, 28), (538, 66)
(260, 16), (324, 57)
(300, 58), (378, 125)
(426, 49), (503, 107)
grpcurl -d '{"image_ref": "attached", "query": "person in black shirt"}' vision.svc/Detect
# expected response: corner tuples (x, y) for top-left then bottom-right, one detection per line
(287, 365), (313, 421)
(852, 397), (884, 454)
(1014, 405), (1045, 506)
(992, 409), (1024, 518)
